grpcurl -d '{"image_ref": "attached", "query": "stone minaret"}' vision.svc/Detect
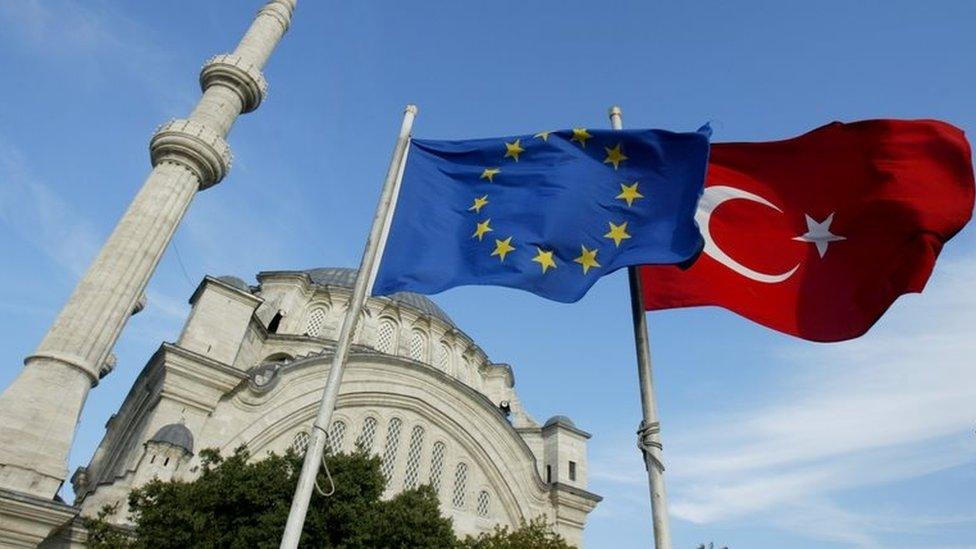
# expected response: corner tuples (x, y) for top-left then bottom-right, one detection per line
(0, 0), (296, 499)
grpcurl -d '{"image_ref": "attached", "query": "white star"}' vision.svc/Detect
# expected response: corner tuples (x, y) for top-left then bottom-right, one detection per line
(793, 213), (846, 258)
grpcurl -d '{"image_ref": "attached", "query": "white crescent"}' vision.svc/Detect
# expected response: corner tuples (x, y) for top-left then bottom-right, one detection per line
(697, 186), (800, 284)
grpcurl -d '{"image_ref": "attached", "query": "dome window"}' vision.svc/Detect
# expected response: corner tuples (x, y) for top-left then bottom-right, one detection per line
(452, 462), (468, 509)
(409, 329), (427, 362)
(436, 342), (452, 372)
(381, 418), (402, 481)
(326, 420), (347, 455)
(306, 307), (327, 337)
(476, 490), (491, 517)
(429, 441), (446, 494)
(402, 425), (425, 489)
(291, 431), (310, 455)
(376, 318), (397, 354)
(356, 416), (378, 452)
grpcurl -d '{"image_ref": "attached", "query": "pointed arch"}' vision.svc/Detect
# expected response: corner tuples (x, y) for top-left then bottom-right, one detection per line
(305, 306), (328, 337)
(452, 462), (469, 509)
(409, 328), (428, 362)
(435, 341), (452, 373)
(376, 317), (398, 354)
(402, 424), (426, 489)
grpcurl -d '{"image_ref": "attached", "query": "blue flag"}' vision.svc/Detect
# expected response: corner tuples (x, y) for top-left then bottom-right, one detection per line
(372, 127), (710, 303)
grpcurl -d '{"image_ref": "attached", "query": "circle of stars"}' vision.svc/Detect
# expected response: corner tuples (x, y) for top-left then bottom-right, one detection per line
(468, 128), (644, 276)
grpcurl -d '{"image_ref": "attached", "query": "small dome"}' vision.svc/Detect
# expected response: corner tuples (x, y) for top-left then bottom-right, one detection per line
(149, 423), (194, 453)
(304, 267), (455, 326)
(544, 415), (576, 429)
(215, 275), (251, 293)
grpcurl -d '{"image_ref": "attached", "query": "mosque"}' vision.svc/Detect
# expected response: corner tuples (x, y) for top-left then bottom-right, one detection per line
(71, 268), (600, 544)
(0, 1), (599, 546)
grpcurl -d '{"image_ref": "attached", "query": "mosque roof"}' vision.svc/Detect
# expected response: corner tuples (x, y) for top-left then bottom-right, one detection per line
(302, 267), (455, 327)
(148, 423), (194, 453)
(543, 415), (591, 438)
(215, 275), (251, 293)
(544, 415), (577, 429)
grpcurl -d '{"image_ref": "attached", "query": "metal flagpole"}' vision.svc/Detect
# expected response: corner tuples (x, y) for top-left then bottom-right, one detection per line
(279, 105), (418, 549)
(609, 106), (673, 549)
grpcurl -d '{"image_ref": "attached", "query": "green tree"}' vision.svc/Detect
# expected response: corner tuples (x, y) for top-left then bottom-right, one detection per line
(84, 446), (571, 548)
(459, 517), (572, 549)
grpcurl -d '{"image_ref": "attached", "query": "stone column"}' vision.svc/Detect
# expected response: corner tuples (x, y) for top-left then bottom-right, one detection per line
(0, 0), (296, 499)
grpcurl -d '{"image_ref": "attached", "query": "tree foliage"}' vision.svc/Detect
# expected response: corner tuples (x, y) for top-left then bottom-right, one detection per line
(84, 446), (570, 548)
(458, 517), (572, 549)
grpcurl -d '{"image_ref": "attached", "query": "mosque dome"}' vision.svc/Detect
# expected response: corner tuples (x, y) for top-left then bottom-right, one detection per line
(148, 423), (194, 453)
(215, 275), (251, 293)
(544, 415), (577, 429)
(304, 267), (455, 327)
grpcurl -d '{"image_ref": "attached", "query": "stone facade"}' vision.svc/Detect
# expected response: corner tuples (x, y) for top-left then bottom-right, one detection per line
(72, 269), (600, 544)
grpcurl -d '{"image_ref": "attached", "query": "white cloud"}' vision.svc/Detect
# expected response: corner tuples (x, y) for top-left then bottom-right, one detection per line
(772, 499), (976, 548)
(0, 134), (190, 327)
(0, 0), (193, 113)
(0, 136), (101, 276)
(590, 254), (976, 546)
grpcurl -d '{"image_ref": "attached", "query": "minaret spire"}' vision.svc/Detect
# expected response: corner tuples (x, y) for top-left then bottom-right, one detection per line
(0, 0), (296, 499)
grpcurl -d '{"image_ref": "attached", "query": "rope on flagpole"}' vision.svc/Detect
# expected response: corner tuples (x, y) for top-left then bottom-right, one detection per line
(312, 424), (335, 497)
(637, 420), (665, 472)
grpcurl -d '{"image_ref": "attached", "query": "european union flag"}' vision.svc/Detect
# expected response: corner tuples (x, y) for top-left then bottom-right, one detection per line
(372, 127), (710, 303)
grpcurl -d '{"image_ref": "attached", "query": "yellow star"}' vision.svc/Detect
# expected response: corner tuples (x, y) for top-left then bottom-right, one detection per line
(468, 195), (489, 213)
(534, 130), (553, 142)
(616, 181), (644, 207)
(531, 247), (557, 273)
(603, 142), (628, 170)
(573, 245), (601, 274)
(504, 139), (524, 162)
(480, 167), (500, 182)
(570, 128), (593, 148)
(604, 221), (632, 247)
(491, 237), (516, 261)
(472, 219), (493, 241)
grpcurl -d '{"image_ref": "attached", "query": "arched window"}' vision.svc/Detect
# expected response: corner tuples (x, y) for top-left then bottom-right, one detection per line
(356, 416), (378, 452)
(402, 425), (426, 489)
(429, 441), (446, 493)
(436, 342), (452, 372)
(326, 420), (347, 454)
(381, 417), (402, 481)
(291, 431), (310, 455)
(452, 463), (468, 509)
(476, 490), (491, 517)
(305, 307), (327, 337)
(409, 329), (427, 362)
(268, 311), (283, 334)
(376, 318), (397, 354)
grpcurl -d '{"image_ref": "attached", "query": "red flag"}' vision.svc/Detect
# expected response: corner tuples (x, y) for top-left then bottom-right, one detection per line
(642, 119), (974, 342)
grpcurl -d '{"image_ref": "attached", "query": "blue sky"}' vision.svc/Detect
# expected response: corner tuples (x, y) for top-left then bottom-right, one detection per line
(1, 1), (974, 547)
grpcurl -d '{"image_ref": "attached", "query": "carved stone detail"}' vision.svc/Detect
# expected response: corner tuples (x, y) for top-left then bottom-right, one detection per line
(200, 54), (268, 113)
(149, 118), (232, 189)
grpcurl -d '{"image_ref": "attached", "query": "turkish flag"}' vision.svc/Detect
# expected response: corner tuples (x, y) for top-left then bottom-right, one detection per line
(642, 119), (974, 342)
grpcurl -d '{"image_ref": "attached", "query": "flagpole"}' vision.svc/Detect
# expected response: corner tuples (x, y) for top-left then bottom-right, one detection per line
(609, 106), (673, 549)
(279, 105), (417, 549)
